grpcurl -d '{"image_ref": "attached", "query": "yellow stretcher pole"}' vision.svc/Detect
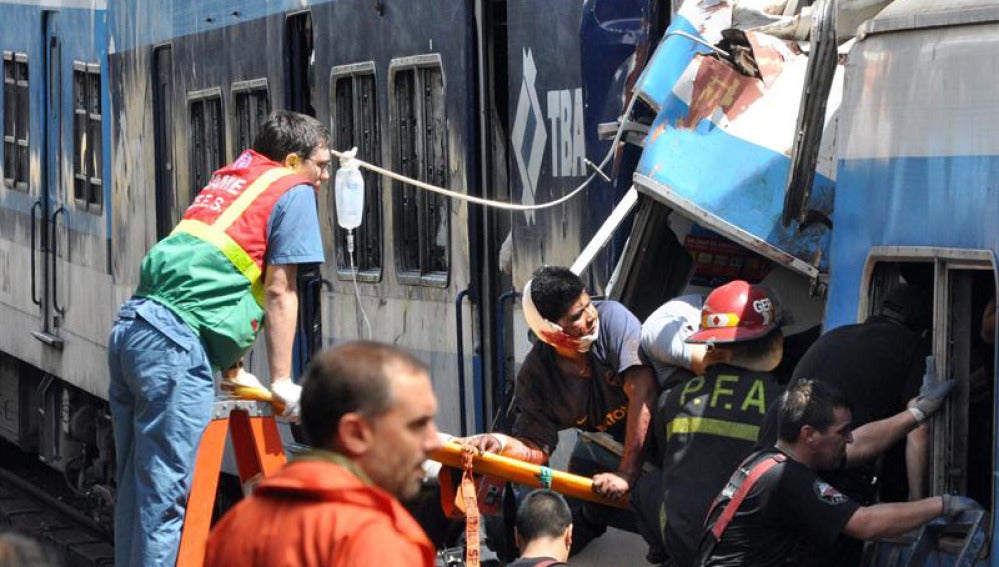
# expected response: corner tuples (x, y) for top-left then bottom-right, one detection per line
(228, 387), (628, 509)
(429, 439), (630, 510)
(228, 385), (286, 414)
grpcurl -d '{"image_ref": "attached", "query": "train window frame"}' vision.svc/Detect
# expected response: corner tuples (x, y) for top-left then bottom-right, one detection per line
(230, 78), (270, 160)
(3, 51), (29, 192)
(72, 62), (103, 214)
(187, 87), (226, 202)
(861, 246), (997, 518)
(330, 61), (382, 283)
(387, 54), (450, 288)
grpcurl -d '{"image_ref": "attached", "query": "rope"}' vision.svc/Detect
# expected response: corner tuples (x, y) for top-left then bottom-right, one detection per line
(460, 444), (481, 567)
(328, 87), (639, 212)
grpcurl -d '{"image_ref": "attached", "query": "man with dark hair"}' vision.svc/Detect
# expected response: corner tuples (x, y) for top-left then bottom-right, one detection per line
(108, 110), (330, 566)
(697, 379), (977, 567)
(507, 489), (575, 567)
(654, 280), (784, 567)
(755, 282), (935, 567)
(469, 265), (658, 553)
(205, 341), (440, 567)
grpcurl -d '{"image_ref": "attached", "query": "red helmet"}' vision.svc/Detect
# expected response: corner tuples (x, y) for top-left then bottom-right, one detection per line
(686, 280), (780, 344)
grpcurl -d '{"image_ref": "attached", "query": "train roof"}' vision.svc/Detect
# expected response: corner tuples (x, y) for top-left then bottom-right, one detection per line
(859, 0), (999, 37)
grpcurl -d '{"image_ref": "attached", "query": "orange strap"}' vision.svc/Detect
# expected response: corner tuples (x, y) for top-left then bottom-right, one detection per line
(460, 445), (481, 567)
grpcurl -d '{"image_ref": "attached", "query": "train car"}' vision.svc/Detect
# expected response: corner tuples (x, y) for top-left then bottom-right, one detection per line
(824, 0), (999, 562)
(0, 0), (670, 541)
(0, 0), (115, 515)
(17, 0), (995, 564)
(629, 0), (999, 562)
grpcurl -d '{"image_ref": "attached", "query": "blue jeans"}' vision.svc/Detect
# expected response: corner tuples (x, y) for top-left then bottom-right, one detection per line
(108, 299), (213, 567)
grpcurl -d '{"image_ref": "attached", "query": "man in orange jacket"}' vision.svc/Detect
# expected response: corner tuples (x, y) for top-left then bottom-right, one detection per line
(205, 341), (441, 567)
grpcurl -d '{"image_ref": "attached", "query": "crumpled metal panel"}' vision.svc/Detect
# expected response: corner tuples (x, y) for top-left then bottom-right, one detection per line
(633, 0), (841, 278)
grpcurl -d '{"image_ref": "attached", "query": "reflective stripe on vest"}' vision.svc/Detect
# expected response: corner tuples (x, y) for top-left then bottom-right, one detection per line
(171, 167), (295, 307)
(666, 416), (761, 442)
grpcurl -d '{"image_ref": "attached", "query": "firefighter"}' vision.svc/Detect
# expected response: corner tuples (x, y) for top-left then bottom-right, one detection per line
(657, 280), (784, 567)
(696, 379), (974, 567)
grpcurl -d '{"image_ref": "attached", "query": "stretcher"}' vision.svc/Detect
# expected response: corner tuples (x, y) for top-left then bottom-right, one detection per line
(428, 439), (630, 509)
(228, 386), (630, 509)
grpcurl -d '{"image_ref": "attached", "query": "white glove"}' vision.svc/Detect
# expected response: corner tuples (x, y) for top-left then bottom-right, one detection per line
(220, 368), (266, 392)
(270, 379), (302, 421)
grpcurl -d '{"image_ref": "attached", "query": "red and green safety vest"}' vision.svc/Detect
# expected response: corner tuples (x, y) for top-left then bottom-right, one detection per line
(135, 150), (311, 370)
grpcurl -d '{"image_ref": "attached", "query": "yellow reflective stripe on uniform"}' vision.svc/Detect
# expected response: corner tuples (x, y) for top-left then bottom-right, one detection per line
(666, 417), (760, 442)
(172, 219), (266, 306)
(214, 167), (297, 230)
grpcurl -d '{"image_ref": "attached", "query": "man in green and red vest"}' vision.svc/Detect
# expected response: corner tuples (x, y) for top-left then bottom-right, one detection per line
(107, 110), (330, 567)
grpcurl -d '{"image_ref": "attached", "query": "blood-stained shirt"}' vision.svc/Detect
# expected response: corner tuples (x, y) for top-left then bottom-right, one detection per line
(512, 301), (647, 455)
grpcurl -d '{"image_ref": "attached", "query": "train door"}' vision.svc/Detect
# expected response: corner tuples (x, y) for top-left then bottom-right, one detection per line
(285, 11), (323, 374)
(861, 252), (994, 566)
(30, 11), (63, 348)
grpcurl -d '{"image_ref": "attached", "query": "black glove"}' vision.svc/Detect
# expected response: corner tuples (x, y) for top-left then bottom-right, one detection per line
(941, 494), (981, 518)
(910, 356), (956, 424)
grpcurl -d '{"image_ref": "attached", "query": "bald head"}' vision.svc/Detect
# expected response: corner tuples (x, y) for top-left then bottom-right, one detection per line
(300, 341), (429, 450)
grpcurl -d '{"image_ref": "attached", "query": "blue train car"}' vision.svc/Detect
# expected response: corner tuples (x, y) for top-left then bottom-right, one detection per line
(629, 0), (999, 562)
(0, 1), (668, 549)
(0, 1), (114, 488)
(825, 1), (999, 563)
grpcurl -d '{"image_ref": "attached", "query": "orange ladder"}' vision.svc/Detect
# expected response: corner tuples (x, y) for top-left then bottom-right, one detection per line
(174, 398), (288, 567)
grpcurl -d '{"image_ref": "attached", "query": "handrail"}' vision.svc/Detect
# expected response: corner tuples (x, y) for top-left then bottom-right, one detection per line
(494, 290), (521, 431)
(50, 205), (66, 314)
(455, 288), (473, 436)
(30, 200), (42, 306)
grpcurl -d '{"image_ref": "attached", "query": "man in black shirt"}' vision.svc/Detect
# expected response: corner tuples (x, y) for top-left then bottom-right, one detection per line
(698, 379), (977, 567)
(469, 266), (658, 553)
(789, 283), (932, 502)
(755, 283), (932, 567)
(506, 489), (574, 567)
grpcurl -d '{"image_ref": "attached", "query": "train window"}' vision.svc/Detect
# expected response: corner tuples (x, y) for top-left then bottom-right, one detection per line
(330, 62), (381, 281)
(231, 79), (270, 157)
(152, 44), (176, 239)
(285, 11), (314, 116)
(865, 251), (996, 516)
(73, 63), (103, 213)
(389, 55), (450, 286)
(188, 88), (225, 198)
(3, 52), (29, 191)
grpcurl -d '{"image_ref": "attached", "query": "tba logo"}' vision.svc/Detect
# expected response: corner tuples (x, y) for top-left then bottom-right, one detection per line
(510, 48), (547, 225)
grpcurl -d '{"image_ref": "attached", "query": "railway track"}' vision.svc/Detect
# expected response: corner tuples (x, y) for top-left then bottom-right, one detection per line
(0, 442), (114, 567)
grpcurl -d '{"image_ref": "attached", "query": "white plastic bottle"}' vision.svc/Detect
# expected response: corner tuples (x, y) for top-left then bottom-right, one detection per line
(334, 147), (365, 231)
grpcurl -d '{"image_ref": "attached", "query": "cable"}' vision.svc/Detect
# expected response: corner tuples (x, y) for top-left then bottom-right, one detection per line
(347, 229), (373, 340)
(328, 88), (640, 212)
(664, 30), (731, 58)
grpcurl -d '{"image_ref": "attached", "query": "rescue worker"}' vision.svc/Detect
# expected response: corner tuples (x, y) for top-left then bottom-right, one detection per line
(468, 265), (658, 554)
(657, 280), (784, 567)
(697, 379), (977, 567)
(204, 341), (440, 567)
(107, 110), (329, 566)
(755, 282), (933, 567)
(507, 489), (575, 567)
